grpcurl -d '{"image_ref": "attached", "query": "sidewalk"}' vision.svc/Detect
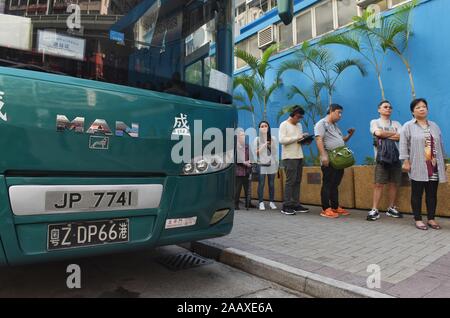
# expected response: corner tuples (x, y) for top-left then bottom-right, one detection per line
(196, 205), (450, 298)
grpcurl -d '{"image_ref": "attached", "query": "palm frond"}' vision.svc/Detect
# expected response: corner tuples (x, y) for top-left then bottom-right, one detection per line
(233, 75), (255, 101)
(277, 60), (305, 78)
(287, 85), (312, 104)
(234, 48), (259, 73)
(333, 59), (367, 77)
(266, 77), (283, 102)
(313, 82), (328, 96)
(258, 44), (279, 78)
(276, 105), (296, 124)
(319, 33), (361, 52)
(233, 92), (248, 105)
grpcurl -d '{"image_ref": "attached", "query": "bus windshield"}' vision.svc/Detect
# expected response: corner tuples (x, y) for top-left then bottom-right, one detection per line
(0, 0), (233, 104)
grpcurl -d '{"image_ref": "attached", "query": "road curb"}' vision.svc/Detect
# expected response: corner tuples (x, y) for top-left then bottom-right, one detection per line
(188, 241), (394, 298)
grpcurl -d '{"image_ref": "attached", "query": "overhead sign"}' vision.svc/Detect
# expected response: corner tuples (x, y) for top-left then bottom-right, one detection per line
(37, 30), (85, 61)
(110, 30), (125, 43)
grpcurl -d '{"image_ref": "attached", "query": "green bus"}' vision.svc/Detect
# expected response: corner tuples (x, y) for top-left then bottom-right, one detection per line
(0, 0), (237, 265)
(0, 0), (294, 265)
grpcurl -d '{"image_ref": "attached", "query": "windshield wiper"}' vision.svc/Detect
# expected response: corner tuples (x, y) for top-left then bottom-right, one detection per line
(0, 58), (69, 76)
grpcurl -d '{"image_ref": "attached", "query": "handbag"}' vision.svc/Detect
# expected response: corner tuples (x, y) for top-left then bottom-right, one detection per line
(251, 163), (260, 181)
(328, 146), (355, 169)
(256, 139), (272, 167)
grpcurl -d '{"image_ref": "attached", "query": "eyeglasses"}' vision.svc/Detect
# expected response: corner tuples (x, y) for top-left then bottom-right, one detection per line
(383, 106), (393, 109)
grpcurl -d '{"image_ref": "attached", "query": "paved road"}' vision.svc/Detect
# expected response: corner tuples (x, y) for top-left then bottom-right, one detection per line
(0, 245), (308, 298)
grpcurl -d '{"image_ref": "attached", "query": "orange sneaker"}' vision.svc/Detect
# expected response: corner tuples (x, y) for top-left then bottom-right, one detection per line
(333, 207), (350, 216)
(320, 208), (339, 218)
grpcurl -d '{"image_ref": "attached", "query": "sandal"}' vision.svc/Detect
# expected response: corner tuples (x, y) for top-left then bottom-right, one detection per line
(427, 222), (441, 230)
(415, 223), (428, 231)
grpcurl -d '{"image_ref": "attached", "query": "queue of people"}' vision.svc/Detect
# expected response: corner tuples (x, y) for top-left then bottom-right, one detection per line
(234, 98), (448, 230)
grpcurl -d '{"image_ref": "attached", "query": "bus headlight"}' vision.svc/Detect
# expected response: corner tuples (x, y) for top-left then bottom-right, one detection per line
(210, 209), (230, 225)
(183, 163), (195, 174)
(182, 150), (233, 175)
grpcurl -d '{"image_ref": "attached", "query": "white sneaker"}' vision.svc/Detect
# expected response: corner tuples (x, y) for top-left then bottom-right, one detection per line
(259, 202), (265, 211)
(269, 202), (277, 210)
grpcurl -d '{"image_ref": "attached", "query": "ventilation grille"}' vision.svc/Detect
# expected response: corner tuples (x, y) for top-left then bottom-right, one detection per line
(157, 252), (213, 271)
(258, 25), (275, 49)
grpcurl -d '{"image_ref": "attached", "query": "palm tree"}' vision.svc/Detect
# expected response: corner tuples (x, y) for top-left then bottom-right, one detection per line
(233, 74), (260, 129)
(233, 44), (283, 124)
(278, 42), (367, 107)
(352, 0), (417, 99)
(319, 27), (387, 99)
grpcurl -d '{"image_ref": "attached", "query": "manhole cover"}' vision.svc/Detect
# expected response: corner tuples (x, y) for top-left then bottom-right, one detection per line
(157, 252), (213, 271)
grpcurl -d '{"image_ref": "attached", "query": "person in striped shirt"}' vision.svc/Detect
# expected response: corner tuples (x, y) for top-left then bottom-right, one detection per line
(400, 98), (448, 230)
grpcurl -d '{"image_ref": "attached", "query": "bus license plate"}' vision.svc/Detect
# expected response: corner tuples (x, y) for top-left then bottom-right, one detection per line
(45, 190), (138, 212)
(47, 219), (129, 250)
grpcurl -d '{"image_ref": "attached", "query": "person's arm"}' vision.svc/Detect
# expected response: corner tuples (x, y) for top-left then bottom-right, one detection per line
(399, 124), (411, 172)
(388, 132), (400, 141)
(279, 123), (303, 145)
(370, 120), (398, 139)
(377, 130), (398, 139)
(271, 137), (279, 164)
(315, 136), (329, 167)
(343, 128), (355, 143)
(254, 138), (267, 156)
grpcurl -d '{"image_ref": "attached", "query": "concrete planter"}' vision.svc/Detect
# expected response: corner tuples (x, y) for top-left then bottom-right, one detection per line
(353, 164), (450, 217)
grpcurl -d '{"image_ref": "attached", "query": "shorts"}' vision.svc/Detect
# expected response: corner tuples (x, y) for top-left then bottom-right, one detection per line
(374, 163), (402, 185)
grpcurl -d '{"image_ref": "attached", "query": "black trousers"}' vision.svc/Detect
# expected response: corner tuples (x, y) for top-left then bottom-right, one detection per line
(235, 176), (249, 207)
(411, 180), (439, 221)
(321, 166), (345, 210)
(283, 159), (303, 209)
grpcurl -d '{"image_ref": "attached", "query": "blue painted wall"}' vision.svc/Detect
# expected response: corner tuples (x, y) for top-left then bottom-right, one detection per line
(234, 0), (450, 164)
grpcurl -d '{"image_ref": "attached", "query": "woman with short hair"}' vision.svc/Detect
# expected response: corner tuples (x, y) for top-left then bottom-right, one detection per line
(400, 98), (448, 230)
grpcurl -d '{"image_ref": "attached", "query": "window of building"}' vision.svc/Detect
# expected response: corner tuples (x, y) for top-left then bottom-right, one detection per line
(315, 0), (334, 36)
(337, 0), (357, 27)
(368, 0), (389, 11)
(278, 21), (293, 51)
(235, 35), (261, 70)
(248, 35), (262, 59)
(296, 11), (313, 44)
(390, 0), (408, 7)
(235, 40), (247, 69)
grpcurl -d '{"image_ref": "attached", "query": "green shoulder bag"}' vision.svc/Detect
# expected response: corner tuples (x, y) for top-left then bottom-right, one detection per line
(328, 146), (355, 169)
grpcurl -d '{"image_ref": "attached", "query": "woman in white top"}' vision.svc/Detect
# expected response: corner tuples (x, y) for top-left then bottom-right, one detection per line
(254, 121), (279, 210)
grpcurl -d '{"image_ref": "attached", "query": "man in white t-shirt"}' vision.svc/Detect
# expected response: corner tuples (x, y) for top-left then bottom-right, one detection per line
(278, 106), (312, 215)
(367, 100), (403, 221)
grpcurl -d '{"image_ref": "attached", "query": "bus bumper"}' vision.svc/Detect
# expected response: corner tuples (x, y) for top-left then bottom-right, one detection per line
(0, 167), (234, 265)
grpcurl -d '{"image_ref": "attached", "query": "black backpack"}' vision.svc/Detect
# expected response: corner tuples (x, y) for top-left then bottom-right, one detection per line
(376, 138), (400, 167)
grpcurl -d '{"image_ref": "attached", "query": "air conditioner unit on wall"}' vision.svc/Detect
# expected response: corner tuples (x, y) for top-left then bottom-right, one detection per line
(258, 25), (275, 49)
(356, 0), (382, 8)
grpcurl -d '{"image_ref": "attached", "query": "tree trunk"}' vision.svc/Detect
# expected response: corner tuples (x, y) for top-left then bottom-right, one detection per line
(263, 96), (267, 121)
(375, 65), (386, 100)
(399, 53), (416, 100)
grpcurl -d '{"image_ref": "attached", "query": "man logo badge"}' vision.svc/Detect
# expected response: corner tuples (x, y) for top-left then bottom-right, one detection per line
(89, 136), (109, 150)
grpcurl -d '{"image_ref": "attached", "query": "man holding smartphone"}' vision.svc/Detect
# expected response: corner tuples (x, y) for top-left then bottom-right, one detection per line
(279, 106), (312, 215)
(315, 104), (355, 219)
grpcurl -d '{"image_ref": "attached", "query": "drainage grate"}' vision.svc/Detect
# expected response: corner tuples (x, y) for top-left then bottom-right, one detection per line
(157, 252), (213, 271)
